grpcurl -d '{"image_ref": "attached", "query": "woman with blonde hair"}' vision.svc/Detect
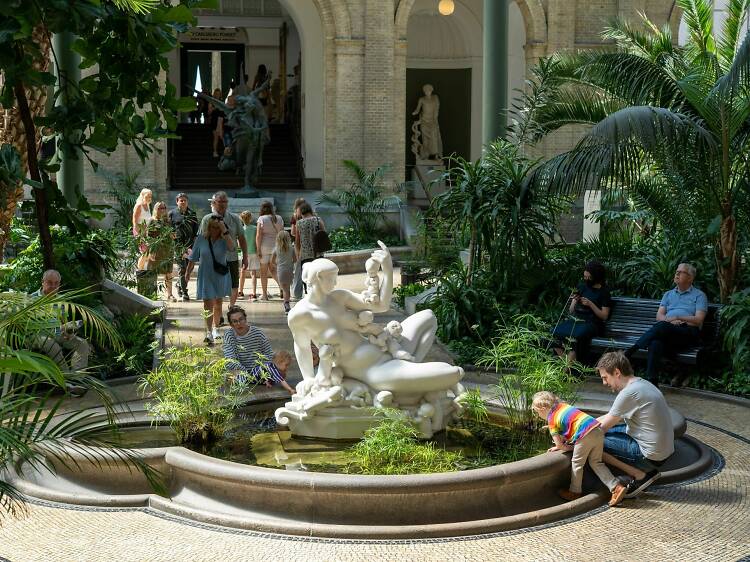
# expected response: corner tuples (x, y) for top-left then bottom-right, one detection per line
(132, 187), (153, 270)
(270, 230), (295, 313)
(185, 215), (234, 345)
(255, 200), (283, 300)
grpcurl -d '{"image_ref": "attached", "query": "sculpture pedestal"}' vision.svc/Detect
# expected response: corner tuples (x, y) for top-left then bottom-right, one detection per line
(410, 160), (446, 206)
(276, 382), (463, 440)
(227, 196), (274, 216)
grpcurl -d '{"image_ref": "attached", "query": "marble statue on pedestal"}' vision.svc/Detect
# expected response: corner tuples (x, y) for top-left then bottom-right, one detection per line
(275, 242), (465, 439)
(411, 84), (443, 161)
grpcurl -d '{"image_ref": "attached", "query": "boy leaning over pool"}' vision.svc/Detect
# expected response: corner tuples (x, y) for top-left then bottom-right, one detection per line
(532, 391), (627, 507)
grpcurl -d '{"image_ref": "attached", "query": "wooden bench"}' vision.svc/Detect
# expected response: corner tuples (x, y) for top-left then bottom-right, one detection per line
(589, 296), (723, 365)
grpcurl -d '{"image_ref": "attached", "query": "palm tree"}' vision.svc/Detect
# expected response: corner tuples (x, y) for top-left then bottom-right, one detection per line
(0, 290), (161, 518)
(529, 0), (750, 301)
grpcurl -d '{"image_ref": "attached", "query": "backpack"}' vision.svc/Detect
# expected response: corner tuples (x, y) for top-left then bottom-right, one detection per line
(312, 218), (332, 254)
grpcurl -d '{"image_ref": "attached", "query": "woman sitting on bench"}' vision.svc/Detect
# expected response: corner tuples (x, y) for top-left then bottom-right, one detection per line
(552, 260), (612, 363)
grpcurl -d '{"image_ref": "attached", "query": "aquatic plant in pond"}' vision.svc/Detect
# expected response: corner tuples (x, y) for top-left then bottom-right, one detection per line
(478, 315), (581, 430)
(346, 411), (462, 475)
(139, 347), (260, 445)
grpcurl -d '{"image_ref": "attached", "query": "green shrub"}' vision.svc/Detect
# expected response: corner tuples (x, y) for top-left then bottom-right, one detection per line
(94, 312), (158, 380)
(140, 347), (254, 445)
(347, 411), (462, 475)
(328, 226), (403, 253)
(392, 282), (428, 308)
(0, 225), (117, 298)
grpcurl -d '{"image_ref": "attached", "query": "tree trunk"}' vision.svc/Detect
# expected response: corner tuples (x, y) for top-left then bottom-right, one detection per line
(14, 81), (54, 270)
(0, 24), (51, 262)
(716, 211), (738, 303)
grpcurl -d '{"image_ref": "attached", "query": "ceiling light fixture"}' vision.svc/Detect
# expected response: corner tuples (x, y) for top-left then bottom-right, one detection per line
(438, 0), (455, 16)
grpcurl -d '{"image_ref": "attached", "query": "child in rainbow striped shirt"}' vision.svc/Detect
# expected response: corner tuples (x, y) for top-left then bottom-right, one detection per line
(532, 391), (627, 507)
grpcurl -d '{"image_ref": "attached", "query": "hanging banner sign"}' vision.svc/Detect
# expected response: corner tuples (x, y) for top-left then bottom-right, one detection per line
(181, 27), (241, 43)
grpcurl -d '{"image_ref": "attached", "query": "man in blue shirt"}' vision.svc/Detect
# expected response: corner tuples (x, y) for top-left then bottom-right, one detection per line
(625, 263), (707, 386)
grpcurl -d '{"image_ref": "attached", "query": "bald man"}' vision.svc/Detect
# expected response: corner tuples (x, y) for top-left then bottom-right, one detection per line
(31, 269), (90, 373)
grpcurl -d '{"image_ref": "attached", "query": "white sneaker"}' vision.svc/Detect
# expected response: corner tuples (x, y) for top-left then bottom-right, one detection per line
(212, 327), (221, 340)
(204, 332), (214, 346)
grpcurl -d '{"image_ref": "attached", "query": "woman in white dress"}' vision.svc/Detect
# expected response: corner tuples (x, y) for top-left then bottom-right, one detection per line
(131, 188), (153, 270)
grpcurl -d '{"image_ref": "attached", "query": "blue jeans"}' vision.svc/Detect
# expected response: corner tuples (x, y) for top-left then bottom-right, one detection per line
(603, 424), (646, 466)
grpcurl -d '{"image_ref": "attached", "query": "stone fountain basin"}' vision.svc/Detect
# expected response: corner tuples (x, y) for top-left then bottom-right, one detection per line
(7, 397), (713, 539)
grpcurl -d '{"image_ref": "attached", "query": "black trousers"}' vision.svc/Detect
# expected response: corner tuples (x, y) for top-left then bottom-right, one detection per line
(632, 321), (700, 383)
(176, 256), (190, 296)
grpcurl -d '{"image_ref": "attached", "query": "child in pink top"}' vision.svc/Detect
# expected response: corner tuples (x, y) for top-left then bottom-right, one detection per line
(532, 391), (627, 506)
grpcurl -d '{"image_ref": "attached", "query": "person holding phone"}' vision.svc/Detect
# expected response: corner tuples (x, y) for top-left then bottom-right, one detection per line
(552, 260), (611, 363)
(185, 215), (234, 346)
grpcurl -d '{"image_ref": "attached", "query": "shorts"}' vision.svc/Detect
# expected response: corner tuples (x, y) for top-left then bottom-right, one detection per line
(245, 253), (260, 271)
(228, 260), (240, 289)
(259, 244), (274, 265)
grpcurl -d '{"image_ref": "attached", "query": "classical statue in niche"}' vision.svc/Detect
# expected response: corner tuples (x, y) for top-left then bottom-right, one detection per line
(197, 82), (271, 194)
(275, 242), (465, 439)
(411, 84), (443, 161)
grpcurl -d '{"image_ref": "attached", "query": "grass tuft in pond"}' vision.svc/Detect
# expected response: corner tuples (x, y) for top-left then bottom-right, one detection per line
(346, 410), (462, 475)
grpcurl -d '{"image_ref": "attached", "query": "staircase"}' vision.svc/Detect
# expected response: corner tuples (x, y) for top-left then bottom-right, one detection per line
(169, 122), (304, 192)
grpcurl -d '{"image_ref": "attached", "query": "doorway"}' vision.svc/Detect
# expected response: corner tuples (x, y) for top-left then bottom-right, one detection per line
(179, 42), (246, 100)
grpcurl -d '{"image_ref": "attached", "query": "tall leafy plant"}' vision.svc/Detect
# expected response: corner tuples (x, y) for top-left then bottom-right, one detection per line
(529, 1), (750, 301)
(477, 315), (581, 430)
(318, 160), (400, 237)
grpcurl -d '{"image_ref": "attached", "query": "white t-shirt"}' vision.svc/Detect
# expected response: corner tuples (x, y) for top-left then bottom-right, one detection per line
(257, 214), (283, 249)
(609, 378), (675, 461)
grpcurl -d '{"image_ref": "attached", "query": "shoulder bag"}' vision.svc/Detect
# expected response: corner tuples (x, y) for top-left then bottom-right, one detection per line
(208, 238), (229, 276)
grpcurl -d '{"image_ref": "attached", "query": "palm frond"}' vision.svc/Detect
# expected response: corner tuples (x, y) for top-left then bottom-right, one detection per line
(111, 0), (160, 15)
(679, 0), (717, 60)
(552, 51), (686, 109)
(602, 16), (676, 62)
(715, 28), (750, 98)
(530, 86), (626, 135)
(717, 0), (750, 73)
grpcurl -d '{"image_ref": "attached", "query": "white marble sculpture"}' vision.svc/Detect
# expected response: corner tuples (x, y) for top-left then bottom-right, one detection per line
(275, 242), (465, 439)
(411, 84), (443, 161)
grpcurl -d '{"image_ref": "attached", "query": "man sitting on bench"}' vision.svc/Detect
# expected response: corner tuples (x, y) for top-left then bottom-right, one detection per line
(31, 270), (90, 375)
(625, 263), (707, 386)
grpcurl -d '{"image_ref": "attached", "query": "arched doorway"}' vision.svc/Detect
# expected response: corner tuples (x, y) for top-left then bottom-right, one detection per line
(165, 0), (326, 190)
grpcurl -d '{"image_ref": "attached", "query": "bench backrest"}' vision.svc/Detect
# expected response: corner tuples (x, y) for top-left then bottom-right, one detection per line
(604, 296), (722, 345)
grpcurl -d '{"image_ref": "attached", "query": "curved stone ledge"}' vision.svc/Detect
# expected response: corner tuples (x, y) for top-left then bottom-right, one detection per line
(6, 400), (714, 539)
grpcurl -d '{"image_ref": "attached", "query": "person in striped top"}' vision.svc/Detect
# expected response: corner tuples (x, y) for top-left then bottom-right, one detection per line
(532, 391), (627, 507)
(223, 306), (294, 393)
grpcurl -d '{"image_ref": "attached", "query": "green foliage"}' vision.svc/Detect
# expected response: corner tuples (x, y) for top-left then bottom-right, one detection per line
(477, 315), (581, 430)
(94, 313), (158, 380)
(0, 226), (117, 298)
(457, 389), (489, 424)
(318, 160), (402, 236)
(719, 288), (750, 396)
(347, 411), (462, 475)
(327, 226), (403, 253)
(527, 2), (750, 300)
(0, 0), (203, 168)
(140, 346), (252, 445)
(0, 289), (164, 519)
(430, 263), (509, 343)
(432, 140), (567, 285)
(392, 282), (428, 308)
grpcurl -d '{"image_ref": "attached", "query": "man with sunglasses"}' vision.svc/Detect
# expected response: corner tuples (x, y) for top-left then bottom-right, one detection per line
(625, 263), (707, 386)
